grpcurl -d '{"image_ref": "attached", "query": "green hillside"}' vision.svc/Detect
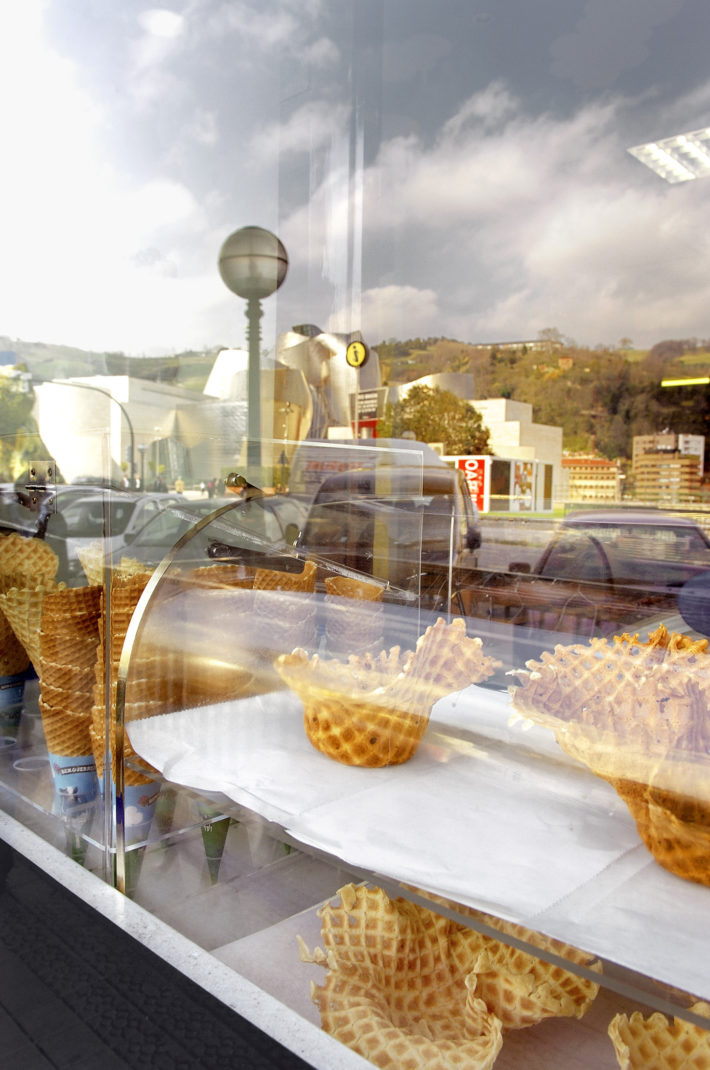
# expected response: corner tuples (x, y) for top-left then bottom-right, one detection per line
(377, 336), (710, 461)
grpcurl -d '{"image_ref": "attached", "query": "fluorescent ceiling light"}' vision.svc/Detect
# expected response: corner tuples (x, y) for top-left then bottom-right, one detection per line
(628, 127), (710, 183)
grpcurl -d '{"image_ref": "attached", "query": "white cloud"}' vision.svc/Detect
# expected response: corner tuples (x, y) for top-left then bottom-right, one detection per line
(249, 101), (349, 167)
(284, 78), (710, 347)
(328, 285), (440, 342)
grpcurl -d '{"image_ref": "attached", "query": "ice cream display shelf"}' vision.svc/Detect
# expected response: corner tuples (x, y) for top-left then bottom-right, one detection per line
(126, 683), (710, 1023)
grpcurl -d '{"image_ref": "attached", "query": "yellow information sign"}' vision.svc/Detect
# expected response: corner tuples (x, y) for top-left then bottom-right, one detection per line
(345, 340), (368, 368)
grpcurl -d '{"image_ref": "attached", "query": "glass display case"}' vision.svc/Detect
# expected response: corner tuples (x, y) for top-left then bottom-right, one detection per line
(3, 1), (710, 1067)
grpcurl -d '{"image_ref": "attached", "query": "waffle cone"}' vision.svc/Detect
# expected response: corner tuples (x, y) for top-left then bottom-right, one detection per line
(40, 704), (92, 756)
(77, 541), (105, 585)
(0, 609), (30, 676)
(305, 884), (503, 1070)
(40, 682), (94, 715)
(39, 661), (96, 694)
(608, 1002), (710, 1069)
(186, 564), (255, 589)
(40, 633), (99, 668)
(0, 532), (58, 589)
(42, 584), (102, 624)
(324, 594), (384, 657)
(0, 584), (50, 670)
(254, 559), (316, 592)
(324, 575), (383, 601)
(277, 618), (501, 767)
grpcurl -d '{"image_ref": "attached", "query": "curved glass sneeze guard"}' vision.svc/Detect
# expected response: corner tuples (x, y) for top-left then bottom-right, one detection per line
(118, 486), (710, 1025)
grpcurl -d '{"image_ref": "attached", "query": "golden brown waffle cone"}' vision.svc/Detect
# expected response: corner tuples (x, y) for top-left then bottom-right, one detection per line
(324, 575), (383, 601)
(277, 617), (501, 767)
(324, 578), (384, 656)
(77, 540), (106, 586)
(254, 559), (316, 592)
(39, 661), (96, 694)
(40, 683), (94, 715)
(304, 884), (503, 1070)
(608, 1001), (710, 1069)
(0, 532), (58, 590)
(0, 608), (30, 676)
(42, 584), (102, 623)
(40, 633), (99, 668)
(117, 555), (154, 579)
(0, 584), (51, 671)
(40, 703), (92, 756)
(186, 564), (255, 589)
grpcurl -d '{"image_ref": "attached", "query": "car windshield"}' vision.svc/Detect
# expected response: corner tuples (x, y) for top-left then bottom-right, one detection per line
(62, 497), (139, 537)
(568, 523), (710, 564)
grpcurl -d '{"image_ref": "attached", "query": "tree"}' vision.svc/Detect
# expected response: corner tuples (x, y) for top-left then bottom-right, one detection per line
(0, 373), (52, 481)
(388, 385), (491, 455)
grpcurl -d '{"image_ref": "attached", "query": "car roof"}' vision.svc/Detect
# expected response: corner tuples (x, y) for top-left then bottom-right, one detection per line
(562, 509), (705, 529)
(314, 464), (463, 496)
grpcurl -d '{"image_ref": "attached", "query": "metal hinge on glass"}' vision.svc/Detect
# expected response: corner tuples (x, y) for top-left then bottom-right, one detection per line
(19, 461), (57, 538)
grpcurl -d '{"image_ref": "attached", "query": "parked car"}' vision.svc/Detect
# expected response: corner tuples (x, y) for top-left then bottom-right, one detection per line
(291, 464), (481, 606)
(124, 493), (307, 570)
(457, 509), (710, 643)
(60, 491), (185, 582)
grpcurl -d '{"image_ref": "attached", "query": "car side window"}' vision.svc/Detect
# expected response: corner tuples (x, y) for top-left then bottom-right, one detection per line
(541, 533), (608, 582)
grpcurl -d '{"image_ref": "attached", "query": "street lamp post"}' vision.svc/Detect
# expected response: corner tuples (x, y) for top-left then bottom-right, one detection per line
(218, 226), (288, 476)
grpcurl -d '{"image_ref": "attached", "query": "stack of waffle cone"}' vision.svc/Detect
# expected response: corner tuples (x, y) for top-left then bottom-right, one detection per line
(184, 563), (255, 589)
(0, 532), (59, 672)
(300, 883), (600, 1067)
(91, 571), (158, 786)
(252, 559), (318, 653)
(510, 625), (710, 885)
(254, 559), (316, 592)
(0, 607), (29, 677)
(608, 1001), (710, 1069)
(301, 883), (503, 1069)
(276, 617), (502, 767)
(39, 585), (102, 757)
(324, 575), (384, 657)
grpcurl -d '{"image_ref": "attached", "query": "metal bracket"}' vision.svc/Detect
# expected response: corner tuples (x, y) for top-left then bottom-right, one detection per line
(22, 461), (58, 513)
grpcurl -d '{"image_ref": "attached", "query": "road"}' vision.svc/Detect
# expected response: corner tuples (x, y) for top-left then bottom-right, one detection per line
(477, 516), (558, 572)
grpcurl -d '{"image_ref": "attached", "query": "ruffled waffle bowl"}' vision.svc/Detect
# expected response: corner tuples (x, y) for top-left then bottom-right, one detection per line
(275, 617), (501, 767)
(510, 625), (710, 886)
(608, 1001), (710, 1069)
(298, 883), (601, 1069)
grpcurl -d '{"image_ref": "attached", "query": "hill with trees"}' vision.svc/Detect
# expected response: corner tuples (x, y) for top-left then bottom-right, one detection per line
(377, 335), (710, 462)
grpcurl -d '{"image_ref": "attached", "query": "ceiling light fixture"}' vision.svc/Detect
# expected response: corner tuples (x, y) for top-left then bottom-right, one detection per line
(628, 126), (710, 183)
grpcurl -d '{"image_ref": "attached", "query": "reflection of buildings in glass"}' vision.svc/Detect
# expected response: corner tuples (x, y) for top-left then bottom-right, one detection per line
(276, 326), (381, 439)
(561, 455), (623, 502)
(632, 432), (704, 503)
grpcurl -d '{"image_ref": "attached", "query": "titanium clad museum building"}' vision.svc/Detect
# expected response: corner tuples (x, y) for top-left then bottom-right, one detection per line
(2, 4), (710, 1068)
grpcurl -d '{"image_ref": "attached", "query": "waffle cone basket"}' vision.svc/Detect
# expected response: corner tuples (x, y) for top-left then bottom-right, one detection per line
(608, 1002), (710, 1069)
(511, 625), (710, 886)
(276, 617), (501, 767)
(300, 883), (600, 1069)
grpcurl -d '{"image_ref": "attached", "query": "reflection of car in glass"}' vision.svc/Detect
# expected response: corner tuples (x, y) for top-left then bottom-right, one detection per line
(61, 492), (185, 581)
(292, 465), (481, 606)
(458, 509), (710, 642)
(126, 494), (307, 570)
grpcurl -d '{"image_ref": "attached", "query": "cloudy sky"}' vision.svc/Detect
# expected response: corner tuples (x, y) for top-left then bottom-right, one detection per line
(2, 0), (710, 355)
